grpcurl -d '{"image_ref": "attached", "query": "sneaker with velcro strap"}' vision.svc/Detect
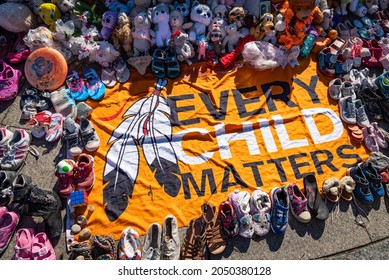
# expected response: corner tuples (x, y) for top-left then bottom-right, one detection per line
(79, 117), (100, 152)
(63, 117), (83, 157)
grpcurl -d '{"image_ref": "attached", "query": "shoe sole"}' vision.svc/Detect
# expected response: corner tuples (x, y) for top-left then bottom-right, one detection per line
(290, 208), (311, 223)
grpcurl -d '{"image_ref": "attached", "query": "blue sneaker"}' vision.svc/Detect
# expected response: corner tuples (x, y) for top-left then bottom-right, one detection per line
(348, 164), (374, 204)
(360, 161), (385, 197)
(374, 71), (389, 95)
(83, 68), (106, 100)
(270, 187), (289, 234)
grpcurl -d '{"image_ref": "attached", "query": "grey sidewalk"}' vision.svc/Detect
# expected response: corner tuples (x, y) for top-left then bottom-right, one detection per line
(1, 89), (389, 261)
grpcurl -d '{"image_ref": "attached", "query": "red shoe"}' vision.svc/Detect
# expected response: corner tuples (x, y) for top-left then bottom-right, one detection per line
(55, 159), (76, 198)
(74, 154), (95, 192)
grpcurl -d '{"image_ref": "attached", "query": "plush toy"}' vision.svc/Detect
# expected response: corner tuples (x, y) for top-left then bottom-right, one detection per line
(57, 0), (76, 13)
(0, 2), (38, 33)
(188, 1), (213, 44)
(24, 26), (54, 51)
(149, 3), (171, 47)
(111, 12), (133, 58)
(274, 13), (286, 32)
(213, 4), (228, 19)
(365, 0), (379, 14)
(169, 30), (195, 64)
(223, 23), (245, 53)
(29, 0), (44, 15)
(278, 0), (323, 49)
(249, 13), (273, 41)
(170, 9), (193, 33)
(87, 41), (120, 67)
(105, 0), (116, 7)
(132, 11), (155, 56)
(198, 40), (208, 60)
(109, 1), (131, 15)
(320, 8), (333, 36)
(208, 16), (227, 38)
(39, 3), (62, 31)
(174, 0), (190, 19)
(100, 11), (118, 40)
(349, 0), (368, 17)
(243, 0), (261, 18)
(228, 6), (246, 30)
(262, 20), (277, 45)
(380, 0), (388, 9)
(130, 0), (153, 18)
(315, 0), (328, 11)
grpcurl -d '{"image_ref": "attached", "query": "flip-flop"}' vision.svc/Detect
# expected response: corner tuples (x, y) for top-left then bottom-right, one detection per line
(165, 50), (180, 79)
(113, 57), (130, 83)
(101, 67), (117, 88)
(66, 70), (89, 101)
(363, 126), (379, 152)
(151, 48), (167, 79)
(83, 68), (106, 100)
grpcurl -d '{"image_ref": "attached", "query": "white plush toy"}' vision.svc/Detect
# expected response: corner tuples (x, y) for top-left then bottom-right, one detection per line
(57, 0), (76, 13)
(132, 11), (155, 56)
(87, 41), (120, 67)
(365, 0), (379, 14)
(222, 23), (244, 53)
(320, 9), (334, 35)
(189, 1), (213, 43)
(170, 9), (192, 33)
(274, 13), (286, 32)
(149, 3), (171, 48)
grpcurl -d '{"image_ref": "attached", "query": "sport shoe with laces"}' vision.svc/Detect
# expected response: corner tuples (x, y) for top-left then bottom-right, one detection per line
(0, 210), (19, 254)
(360, 161), (384, 197)
(161, 214), (180, 260)
(354, 99), (370, 127)
(228, 189), (254, 238)
(270, 187), (289, 234)
(218, 200), (239, 238)
(63, 117), (83, 157)
(74, 154), (95, 192)
(79, 117), (100, 152)
(340, 81), (356, 98)
(0, 170), (17, 206)
(142, 223), (162, 260)
(55, 159), (76, 198)
(328, 78), (342, 100)
(181, 217), (206, 260)
(201, 202), (226, 255)
(0, 127), (13, 162)
(249, 188), (271, 236)
(0, 129), (31, 171)
(356, 87), (383, 121)
(339, 96), (356, 124)
(347, 164), (374, 204)
(374, 71), (389, 95)
(117, 226), (142, 260)
(286, 183), (311, 223)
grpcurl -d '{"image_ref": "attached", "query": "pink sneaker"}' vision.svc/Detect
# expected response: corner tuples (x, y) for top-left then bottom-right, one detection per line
(228, 189), (254, 238)
(0, 64), (22, 101)
(0, 211), (19, 254)
(31, 232), (56, 260)
(55, 159), (76, 198)
(74, 154), (95, 192)
(0, 206), (6, 218)
(45, 113), (64, 142)
(14, 228), (35, 260)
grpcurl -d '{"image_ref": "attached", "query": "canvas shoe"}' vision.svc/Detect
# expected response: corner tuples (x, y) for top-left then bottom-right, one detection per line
(74, 154), (95, 192)
(0, 127), (13, 162)
(218, 200), (239, 238)
(270, 187), (289, 234)
(340, 81), (356, 99)
(142, 223), (162, 260)
(14, 228), (35, 260)
(249, 188), (271, 236)
(117, 226), (142, 260)
(347, 164), (374, 204)
(328, 78), (342, 100)
(354, 99), (370, 127)
(286, 183), (311, 223)
(0, 129), (31, 171)
(201, 202), (226, 255)
(0, 170), (17, 206)
(0, 210), (19, 254)
(360, 161), (384, 197)
(338, 96), (356, 124)
(79, 117), (100, 152)
(63, 117), (83, 157)
(55, 159), (76, 198)
(228, 189), (254, 238)
(161, 214), (180, 260)
(50, 88), (77, 120)
(45, 113), (64, 143)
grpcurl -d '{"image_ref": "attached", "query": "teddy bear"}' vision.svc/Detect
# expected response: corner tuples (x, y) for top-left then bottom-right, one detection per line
(188, 1), (213, 44)
(278, 0), (323, 49)
(100, 11), (118, 40)
(365, 0), (379, 14)
(228, 6), (250, 36)
(111, 12), (133, 58)
(132, 11), (155, 56)
(86, 41), (121, 67)
(130, 0), (153, 18)
(213, 4), (228, 19)
(223, 23), (245, 53)
(170, 9), (193, 33)
(149, 3), (171, 48)
(169, 30), (195, 64)
(0, 2), (38, 33)
(39, 3), (62, 31)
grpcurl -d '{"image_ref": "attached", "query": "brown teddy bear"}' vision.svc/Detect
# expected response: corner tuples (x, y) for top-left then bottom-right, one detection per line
(278, 0), (323, 49)
(111, 12), (133, 58)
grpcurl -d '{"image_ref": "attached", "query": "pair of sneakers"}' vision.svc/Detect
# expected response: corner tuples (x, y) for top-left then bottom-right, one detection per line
(55, 154), (95, 198)
(0, 128), (36, 171)
(338, 95), (370, 127)
(66, 68), (106, 101)
(63, 117), (100, 157)
(0, 206), (19, 254)
(142, 215), (180, 260)
(228, 188), (271, 238)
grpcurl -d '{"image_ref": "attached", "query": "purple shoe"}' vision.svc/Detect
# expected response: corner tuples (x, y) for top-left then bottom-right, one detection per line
(0, 211), (19, 254)
(228, 189), (254, 238)
(286, 183), (311, 223)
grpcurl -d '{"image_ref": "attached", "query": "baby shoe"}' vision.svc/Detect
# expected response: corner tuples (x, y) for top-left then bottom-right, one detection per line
(228, 189), (254, 238)
(249, 188), (271, 236)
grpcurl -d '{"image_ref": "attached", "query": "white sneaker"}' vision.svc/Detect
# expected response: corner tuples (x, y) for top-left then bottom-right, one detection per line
(355, 99), (370, 127)
(161, 215), (180, 260)
(0, 129), (31, 171)
(340, 81), (356, 99)
(0, 128), (13, 162)
(250, 188), (271, 237)
(339, 96), (357, 124)
(328, 78), (342, 100)
(142, 223), (161, 260)
(228, 189), (254, 238)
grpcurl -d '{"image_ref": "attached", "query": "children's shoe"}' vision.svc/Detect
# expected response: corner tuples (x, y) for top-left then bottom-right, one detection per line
(218, 200), (239, 238)
(45, 113), (64, 142)
(270, 187), (289, 234)
(249, 188), (271, 236)
(228, 189), (254, 238)
(303, 174), (329, 220)
(55, 159), (76, 198)
(354, 99), (370, 127)
(201, 202), (226, 255)
(322, 178), (341, 203)
(31, 232), (56, 260)
(29, 111), (52, 139)
(328, 78), (342, 100)
(0, 127), (13, 162)
(340, 81), (356, 98)
(161, 214), (180, 260)
(113, 56), (130, 83)
(181, 218), (206, 260)
(50, 88), (77, 120)
(117, 226), (142, 260)
(0, 170), (17, 206)
(347, 164), (374, 204)
(74, 154), (95, 192)
(286, 183), (311, 223)
(63, 117), (83, 157)
(0, 206), (6, 218)
(66, 70), (88, 101)
(0, 210), (19, 254)
(339, 176), (356, 201)
(374, 71), (389, 95)
(101, 67), (117, 88)
(338, 96), (357, 124)
(14, 228), (35, 260)
(83, 68), (106, 100)
(90, 234), (117, 260)
(0, 64), (22, 101)
(79, 117), (100, 152)
(0, 129), (31, 171)
(360, 161), (385, 197)
(142, 223), (161, 260)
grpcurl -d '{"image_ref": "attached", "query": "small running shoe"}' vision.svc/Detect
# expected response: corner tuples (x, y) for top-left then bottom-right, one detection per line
(79, 117), (100, 152)
(0, 127), (13, 162)
(0, 129), (31, 171)
(228, 189), (254, 238)
(218, 200), (239, 238)
(74, 154), (95, 192)
(270, 187), (290, 234)
(249, 188), (271, 236)
(286, 183), (311, 223)
(55, 159), (76, 198)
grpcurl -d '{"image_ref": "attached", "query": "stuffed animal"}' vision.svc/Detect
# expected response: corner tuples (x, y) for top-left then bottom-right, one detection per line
(274, 13), (286, 32)
(223, 23), (245, 53)
(349, 0), (368, 17)
(278, 0), (323, 49)
(169, 30), (195, 64)
(100, 11), (118, 40)
(112, 12), (133, 58)
(365, 0), (379, 14)
(170, 9), (193, 33)
(149, 3), (171, 48)
(208, 16), (227, 38)
(320, 8), (333, 35)
(130, 0), (153, 18)
(109, 1), (131, 15)
(29, 0), (44, 15)
(198, 40), (208, 60)
(87, 41), (120, 67)
(208, 24), (224, 56)
(213, 4), (228, 19)
(228, 6), (246, 30)
(380, 0), (388, 9)
(0, 2), (38, 33)
(262, 20), (277, 45)
(188, 1), (213, 43)
(57, 0), (76, 13)
(243, 0), (261, 18)
(249, 13), (273, 41)
(132, 11), (155, 56)
(39, 3), (62, 31)
(174, 0), (190, 19)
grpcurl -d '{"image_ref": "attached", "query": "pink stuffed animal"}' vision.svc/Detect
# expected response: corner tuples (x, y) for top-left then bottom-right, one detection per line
(198, 41), (208, 60)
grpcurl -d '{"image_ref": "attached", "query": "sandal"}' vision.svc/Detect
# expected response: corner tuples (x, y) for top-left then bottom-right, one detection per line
(14, 228), (35, 260)
(66, 70), (88, 101)
(113, 56), (130, 83)
(322, 178), (341, 202)
(151, 48), (167, 79)
(27, 110), (52, 139)
(45, 112), (63, 143)
(83, 68), (106, 100)
(165, 50), (180, 79)
(362, 126), (380, 152)
(180, 217), (206, 260)
(201, 202), (226, 255)
(101, 67), (117, 88)
(344, 20), (359, 38)
(371, 122), (388, 148)
(31, 232), (56, 260)
(339, 176), (355, 201)
(337, 22), (350, 40)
